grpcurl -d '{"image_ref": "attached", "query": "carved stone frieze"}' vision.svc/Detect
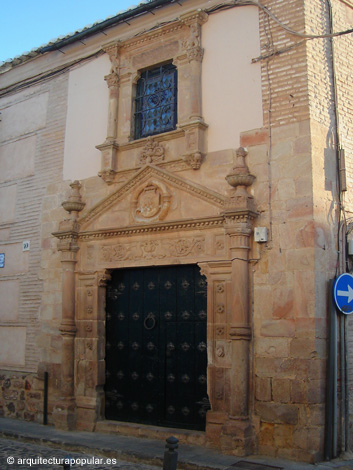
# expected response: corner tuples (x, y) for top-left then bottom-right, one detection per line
(101, 237), (205, 262)
(159, 159), (190, 172)
(137, 136), (165, 166)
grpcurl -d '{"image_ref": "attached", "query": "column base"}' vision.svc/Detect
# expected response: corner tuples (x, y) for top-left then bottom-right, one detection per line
(206, 412), (254, 456)
(76, 395), (103, 431)
(52, 398), (76, 431)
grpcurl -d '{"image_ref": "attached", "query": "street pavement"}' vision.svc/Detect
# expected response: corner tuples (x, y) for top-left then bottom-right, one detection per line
(0, 436), (161, 470)
(1, 417), (353, 470)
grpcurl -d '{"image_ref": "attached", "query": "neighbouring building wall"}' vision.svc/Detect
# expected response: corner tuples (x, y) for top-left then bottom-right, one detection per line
(249, 0), (329, 462)
(0, 72), (69, 422)
(307, 0), (353, 452)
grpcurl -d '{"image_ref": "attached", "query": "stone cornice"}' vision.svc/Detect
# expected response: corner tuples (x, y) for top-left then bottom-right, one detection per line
(118, 129), (184, 151)
(79, 216), (225, 241)
(121, 22), (184, 51)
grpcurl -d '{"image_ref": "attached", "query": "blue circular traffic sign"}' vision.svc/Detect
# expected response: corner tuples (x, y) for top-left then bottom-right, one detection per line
(333, 273), (353, 314)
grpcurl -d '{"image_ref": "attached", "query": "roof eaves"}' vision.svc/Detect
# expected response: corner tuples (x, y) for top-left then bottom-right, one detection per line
(0, 0), (176, 71)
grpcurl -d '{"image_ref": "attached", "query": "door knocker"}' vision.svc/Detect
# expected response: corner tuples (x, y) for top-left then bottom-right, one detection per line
(144, 312), (156, 330)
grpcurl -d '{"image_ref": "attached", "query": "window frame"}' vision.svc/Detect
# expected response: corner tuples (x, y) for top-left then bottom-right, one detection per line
(134, 63), (178, 140)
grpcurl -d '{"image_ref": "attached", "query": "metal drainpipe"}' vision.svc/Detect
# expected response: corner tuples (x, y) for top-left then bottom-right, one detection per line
(325, 0), (350, 457)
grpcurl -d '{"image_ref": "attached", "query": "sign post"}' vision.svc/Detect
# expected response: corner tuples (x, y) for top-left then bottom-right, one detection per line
(333, 273), (353, 314)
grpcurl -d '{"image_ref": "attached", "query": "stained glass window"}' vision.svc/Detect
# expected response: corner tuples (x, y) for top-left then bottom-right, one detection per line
(134, 63), (177, 139)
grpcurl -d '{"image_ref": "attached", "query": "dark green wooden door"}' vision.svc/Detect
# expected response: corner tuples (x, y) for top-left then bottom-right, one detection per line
(105, 265), (209, 430)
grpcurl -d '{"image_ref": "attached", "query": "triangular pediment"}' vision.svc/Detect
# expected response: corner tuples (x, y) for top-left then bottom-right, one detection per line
(79, 165), (226, 233)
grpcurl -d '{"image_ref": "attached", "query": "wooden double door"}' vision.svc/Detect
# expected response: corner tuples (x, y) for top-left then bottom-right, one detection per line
(105, 264), (209, 430)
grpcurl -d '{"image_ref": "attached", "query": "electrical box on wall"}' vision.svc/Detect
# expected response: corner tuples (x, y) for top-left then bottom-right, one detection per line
(254, 227), (268, 243)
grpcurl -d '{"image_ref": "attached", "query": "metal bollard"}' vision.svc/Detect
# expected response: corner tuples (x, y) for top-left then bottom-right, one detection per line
(163, 436), (179, 470)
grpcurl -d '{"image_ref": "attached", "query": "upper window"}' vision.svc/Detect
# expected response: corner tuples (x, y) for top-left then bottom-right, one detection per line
(134, 63), (177, 140)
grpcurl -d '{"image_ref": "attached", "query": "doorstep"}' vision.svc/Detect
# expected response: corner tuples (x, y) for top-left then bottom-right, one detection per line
(95, 419), (207, 447)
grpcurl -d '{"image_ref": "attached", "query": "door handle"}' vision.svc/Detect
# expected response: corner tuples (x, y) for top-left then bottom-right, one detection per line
(144, 312), (156, 330)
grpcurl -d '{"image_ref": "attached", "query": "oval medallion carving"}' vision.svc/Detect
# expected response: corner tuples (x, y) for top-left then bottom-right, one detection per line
(132, 180), (171, 223)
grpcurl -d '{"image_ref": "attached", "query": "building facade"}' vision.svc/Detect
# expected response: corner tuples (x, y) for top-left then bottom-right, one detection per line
(1, 0), (353, 463)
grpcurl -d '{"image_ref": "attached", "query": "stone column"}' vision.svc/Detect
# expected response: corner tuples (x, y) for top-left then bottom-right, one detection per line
(96, 42), (120, 184)
(176, 11), (208, 170)
(221, 148), (258, 454)
(52, 181), (85, 430)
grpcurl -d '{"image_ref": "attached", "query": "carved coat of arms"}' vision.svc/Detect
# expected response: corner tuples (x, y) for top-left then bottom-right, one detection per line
(132, 180), (171, 223)
(136, 184), (161, 219)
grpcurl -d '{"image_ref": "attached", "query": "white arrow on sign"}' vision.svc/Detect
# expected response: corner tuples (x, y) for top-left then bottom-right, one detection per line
(337, 284), (353, 303)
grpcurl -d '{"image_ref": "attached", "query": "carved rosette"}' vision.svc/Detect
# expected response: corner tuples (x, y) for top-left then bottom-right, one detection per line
(137, 137), (165, 166)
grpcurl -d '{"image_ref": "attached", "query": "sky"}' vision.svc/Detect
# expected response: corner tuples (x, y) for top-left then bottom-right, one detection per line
(0, 0), (140, 63)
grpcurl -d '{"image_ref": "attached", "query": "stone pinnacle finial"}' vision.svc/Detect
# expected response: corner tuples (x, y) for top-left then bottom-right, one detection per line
(62, 181), (85, 219)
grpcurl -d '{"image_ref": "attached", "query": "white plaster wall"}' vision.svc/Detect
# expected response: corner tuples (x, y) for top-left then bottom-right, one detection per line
(0, 327), (26, 366)
(63, 54), (110, 181)
(202, 7), (263, 152)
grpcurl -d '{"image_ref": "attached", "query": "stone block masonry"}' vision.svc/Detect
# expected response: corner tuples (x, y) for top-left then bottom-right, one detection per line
(0, 373), (44, 423)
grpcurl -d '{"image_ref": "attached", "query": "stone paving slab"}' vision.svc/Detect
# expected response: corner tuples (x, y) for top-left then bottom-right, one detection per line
(0, 436), (161, 470)
(0, 417), (353, 470)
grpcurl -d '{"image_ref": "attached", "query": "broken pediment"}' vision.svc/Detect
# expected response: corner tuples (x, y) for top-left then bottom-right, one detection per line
(79, 164), (226, 233)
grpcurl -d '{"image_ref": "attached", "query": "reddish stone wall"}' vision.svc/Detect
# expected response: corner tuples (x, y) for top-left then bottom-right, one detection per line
(0, 372), (45, 423)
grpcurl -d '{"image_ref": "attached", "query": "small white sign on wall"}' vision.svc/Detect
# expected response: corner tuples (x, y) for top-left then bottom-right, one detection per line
(22, 241), (30, 251)
(0, 253), (4, 268)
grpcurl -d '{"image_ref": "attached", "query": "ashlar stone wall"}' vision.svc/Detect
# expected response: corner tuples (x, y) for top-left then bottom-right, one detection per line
(0, 66), (69, 422)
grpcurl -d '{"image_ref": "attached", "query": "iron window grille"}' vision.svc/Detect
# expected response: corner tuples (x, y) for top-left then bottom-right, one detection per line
(134, 63), (177, 140)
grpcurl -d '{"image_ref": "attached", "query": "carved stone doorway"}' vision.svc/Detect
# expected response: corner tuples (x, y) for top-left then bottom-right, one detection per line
(104, 264), (209, 430)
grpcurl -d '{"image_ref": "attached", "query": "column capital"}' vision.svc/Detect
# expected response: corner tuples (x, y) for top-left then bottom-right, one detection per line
(180, 11), (208, 63)
(222, 209), (258, 244)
